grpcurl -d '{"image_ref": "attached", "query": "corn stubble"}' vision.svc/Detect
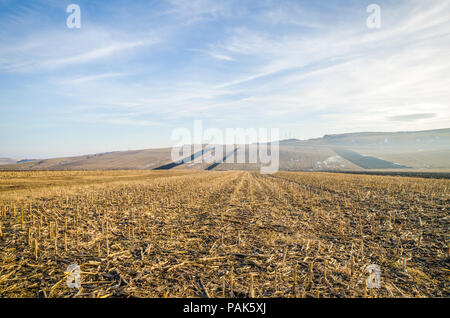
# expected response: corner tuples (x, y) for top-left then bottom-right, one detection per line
(0, 170), (448, 298)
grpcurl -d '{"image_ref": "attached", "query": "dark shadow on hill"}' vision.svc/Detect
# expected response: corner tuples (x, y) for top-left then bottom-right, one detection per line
(154, 147), (213, 170)
(207, 147), (239, 170)
(333, 148), (410, 169)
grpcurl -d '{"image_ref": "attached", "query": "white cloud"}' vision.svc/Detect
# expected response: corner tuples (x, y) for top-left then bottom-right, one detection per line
(57, 73), (128, 85)
(76, 112), (163, 127)
(191, 0), (450, 132)
(0, 27), (158, 72)
(165, 0), (232, 24)
(42, 41), (146, 68)
(187, 48), (234, 61)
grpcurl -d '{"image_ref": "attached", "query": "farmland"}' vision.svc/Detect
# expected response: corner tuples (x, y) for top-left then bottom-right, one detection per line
(0, 170), (448, 298)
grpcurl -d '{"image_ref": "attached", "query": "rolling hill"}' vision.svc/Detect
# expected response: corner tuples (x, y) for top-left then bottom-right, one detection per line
(0, 149), (173, 170)
(0, 158), (18, 165)
(1, 128), (449, 172)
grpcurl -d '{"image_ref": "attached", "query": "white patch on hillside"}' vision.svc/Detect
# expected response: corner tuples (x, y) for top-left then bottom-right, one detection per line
(315, 155), (348, 169)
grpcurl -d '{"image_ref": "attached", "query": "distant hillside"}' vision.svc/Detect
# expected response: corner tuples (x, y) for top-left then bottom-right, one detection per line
(0, 148), (173, 170)
(216, 128), (450, 171)
(319, 128), (450, 152)
(0, 158), (17, 165)
(2, 128), (449, 172)
(317, 128), (450, 169)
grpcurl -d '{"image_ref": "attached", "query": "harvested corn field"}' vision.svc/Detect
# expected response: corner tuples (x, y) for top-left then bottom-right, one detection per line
(0, 170), (448, 298)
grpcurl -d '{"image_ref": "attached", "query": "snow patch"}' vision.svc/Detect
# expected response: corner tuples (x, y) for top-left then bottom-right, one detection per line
(315, 155), (347, 169)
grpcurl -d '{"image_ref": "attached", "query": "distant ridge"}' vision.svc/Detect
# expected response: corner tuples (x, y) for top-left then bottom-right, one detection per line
(1, 128), (449, 172)
(0, 158), (18, 165)
(279, 138), (301, 143)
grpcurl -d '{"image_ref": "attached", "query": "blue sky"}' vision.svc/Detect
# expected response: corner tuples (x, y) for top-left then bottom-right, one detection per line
(0, 0), (449, 158)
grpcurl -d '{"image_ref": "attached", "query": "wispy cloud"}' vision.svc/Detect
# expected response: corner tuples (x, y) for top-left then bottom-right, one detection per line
(0, 36), (153, 72)
(56, 73), (128, 85)
(165, 0), (233, 25)
(193, 0), (450, 132)
(42, 41), (147, 68)
(90, 116), (161, 127)
(387, 113), (437, 122)
(187, 48), (234, 61)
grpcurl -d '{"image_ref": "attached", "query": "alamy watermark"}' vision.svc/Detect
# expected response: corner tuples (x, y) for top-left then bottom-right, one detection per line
(171, 120), (279, 174)
(366, 264), (381, 289)
(66, 263), (81, 289)
(66, 4), (81, 29)
(66, 4), (380, 30)
(367, 4), (381, 29)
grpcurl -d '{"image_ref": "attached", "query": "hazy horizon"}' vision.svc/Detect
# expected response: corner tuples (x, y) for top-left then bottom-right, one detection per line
(1, 126), (449, 160)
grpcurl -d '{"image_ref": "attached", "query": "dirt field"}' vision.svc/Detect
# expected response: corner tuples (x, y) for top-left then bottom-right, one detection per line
(0, 170), (448, 298)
